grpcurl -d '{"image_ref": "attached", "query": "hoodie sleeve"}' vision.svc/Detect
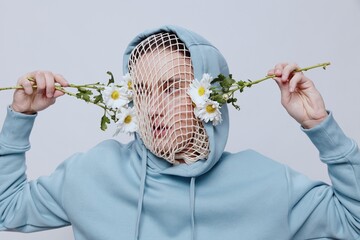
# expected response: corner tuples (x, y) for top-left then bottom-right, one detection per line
(287, 111), (360, 239)
(0, 106), (70, 232)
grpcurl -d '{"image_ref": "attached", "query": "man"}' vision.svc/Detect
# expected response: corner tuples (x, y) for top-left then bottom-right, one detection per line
(1, 25), (359, 239)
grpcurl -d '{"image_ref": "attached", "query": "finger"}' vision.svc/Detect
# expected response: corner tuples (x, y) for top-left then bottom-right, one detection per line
(20, 79), (34, 95)
(54, 74), (69, 87)
(282, 63), (299, 81)
(273, 76), (288, 92)
(268, 62), (291, 77)
(44, 71), (55, 98)
(272, 76), (282, 88)
(17, 71), (37, 85)
(267, 69), (275, 76)
(17, 72), (37, 95)
(288, 72), (303, 93)
(53, 90), (65, 98)
(35, 71), (46, 94)
(273, 77), (291, 105)
(274, 63), (287, 77)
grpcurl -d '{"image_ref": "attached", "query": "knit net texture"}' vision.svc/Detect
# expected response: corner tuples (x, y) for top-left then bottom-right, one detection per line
(128, 32), (209, 164)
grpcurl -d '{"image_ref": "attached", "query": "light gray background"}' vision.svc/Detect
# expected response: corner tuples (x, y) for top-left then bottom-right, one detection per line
(1, 0), (359, 239)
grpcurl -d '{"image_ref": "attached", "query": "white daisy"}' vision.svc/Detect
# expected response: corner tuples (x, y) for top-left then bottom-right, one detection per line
(119, 73), (133, 99)
(113, 107), (138, 135)
(188, 73), (213, 106)
(194, 100), (222, 126)
(102, 83), (130, 109)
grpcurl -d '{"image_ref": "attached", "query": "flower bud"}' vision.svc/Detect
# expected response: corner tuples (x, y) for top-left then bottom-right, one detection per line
(222, 93), (229, 101)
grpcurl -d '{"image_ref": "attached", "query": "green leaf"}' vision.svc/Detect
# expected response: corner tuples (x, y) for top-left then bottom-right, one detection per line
(211, 74), (226, 84)
(110, 114), (117, 121)
(232, 102), (240, 110)
(237, 81), (245, 87)
(83, 94), (91, 102)
(221, 87), (230, 93)
(220, 76), (235, 89)
(212, 94), (226, 105)
(107, 71), (115, 86)
(101, 115), (110, 131)
(93, 94), (103, 104)
(227, 98), (237, 103)
(76, 92), (90, 102)
(78, 88), (93, 94)
(75, 88), (93, 103)
(210, 86), (219, 91)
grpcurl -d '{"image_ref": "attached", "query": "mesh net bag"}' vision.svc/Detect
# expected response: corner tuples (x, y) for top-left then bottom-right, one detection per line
(128, 32), (209, 164)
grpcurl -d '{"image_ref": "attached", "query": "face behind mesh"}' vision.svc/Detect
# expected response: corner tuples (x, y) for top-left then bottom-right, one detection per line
(128, 33), (209, 164)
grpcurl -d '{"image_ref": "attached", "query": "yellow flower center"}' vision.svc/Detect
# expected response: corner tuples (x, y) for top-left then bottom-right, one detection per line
(198, 86), (205, 96)
(206, 104), (216, 114)
(111, 90), (120, 100)
(124, 115), (132, 124)
(127, 81), (132, 90)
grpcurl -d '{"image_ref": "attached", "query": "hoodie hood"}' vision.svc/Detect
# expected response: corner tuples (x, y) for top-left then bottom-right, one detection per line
(123, 25), (230, 178)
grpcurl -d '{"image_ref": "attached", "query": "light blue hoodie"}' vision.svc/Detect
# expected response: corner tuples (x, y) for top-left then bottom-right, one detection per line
(1, 25), (360, 240)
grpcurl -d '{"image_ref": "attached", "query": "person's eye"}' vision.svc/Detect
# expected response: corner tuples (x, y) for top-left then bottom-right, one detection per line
(134, 82), (148, 95)
(165, 85), (175, 94)
(164, 81), (182, 94)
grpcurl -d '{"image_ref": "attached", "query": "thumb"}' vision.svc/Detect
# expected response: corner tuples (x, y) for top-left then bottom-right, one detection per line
(53, 90), (65, 98)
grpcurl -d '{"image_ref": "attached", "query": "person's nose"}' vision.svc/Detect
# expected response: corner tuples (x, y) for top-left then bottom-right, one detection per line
(149, 90), (165, 119)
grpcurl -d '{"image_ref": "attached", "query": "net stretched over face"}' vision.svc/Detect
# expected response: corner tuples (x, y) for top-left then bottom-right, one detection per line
(128, 33), (209, 164)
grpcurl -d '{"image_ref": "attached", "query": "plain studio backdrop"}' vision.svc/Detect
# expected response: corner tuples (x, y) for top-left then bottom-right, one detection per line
(0, 0), (359, 239)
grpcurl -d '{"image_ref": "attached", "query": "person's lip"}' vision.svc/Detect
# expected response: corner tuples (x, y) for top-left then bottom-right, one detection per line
(152, 122), (169, 138)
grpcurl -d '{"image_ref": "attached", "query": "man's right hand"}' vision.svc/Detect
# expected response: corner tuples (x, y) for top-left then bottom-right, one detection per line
(11, 71), (69, 114)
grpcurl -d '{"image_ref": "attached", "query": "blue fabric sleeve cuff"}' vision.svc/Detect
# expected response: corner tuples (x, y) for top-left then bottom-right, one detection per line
(302, 111), (354, 161)
(0, 106), (37, 150)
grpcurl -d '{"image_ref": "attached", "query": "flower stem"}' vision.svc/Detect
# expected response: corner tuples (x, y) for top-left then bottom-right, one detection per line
(0, 71), (122, 132)
(0, 86), (24, 91)
(55, 86), (108, 110)
(68, 83), (106, 90)
(0, 78), (109, 111)
(230, 62), (331, 95)
(247, 62), (330, 86)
